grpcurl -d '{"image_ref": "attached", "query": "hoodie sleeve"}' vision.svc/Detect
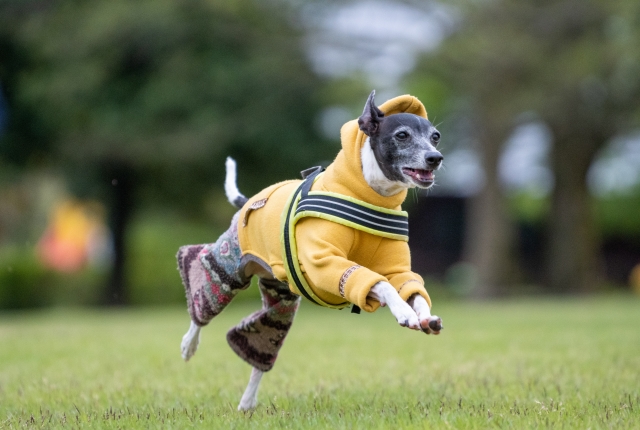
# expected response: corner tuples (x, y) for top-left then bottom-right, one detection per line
(369, 238), (432, 308)
(294, 217), (388, 312)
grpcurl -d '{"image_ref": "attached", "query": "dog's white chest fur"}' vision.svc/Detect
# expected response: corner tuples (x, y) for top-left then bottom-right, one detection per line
(361, 137), (408, 197)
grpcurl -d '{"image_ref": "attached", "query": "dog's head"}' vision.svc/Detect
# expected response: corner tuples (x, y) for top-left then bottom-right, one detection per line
(358, 91), (443, 190)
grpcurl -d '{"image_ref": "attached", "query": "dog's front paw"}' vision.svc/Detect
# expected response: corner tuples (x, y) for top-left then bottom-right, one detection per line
(379, 290), (420, 330)
(379, 295), (420, 329)
(370, 282), (421, 330)
(390, 301), (421, 330)
(421, 315), (443, 335)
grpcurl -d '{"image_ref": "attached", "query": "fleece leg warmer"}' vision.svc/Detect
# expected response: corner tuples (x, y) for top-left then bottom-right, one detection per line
(177, 214), (249, 327)
(226, 278), (300, 371)
(177, 213), (300, 371)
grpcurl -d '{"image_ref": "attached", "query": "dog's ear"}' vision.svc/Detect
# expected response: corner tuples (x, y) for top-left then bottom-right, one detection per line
(358, 90), (384, 136)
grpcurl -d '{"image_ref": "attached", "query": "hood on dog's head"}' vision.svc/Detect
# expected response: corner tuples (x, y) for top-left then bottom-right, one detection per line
(357, 90), (428, 137)
(321, 92), (428, 210)
(374, 91), (428, 119)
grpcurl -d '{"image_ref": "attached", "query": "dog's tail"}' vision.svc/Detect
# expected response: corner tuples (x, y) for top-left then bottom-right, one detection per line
(225, 157), (249, 209)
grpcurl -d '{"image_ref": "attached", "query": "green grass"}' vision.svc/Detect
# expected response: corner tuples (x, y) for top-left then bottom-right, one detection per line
(1, 295), (639, 429)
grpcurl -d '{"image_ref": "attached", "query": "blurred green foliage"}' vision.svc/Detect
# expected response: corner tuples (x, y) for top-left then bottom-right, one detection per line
(125, 209), (267, 305)
(594, 190), (640, 238)
(126, 212), (220, 305)
(0, 209), (267, 309)
(508, 189), (640, 238)
(0, 246), (105, 309)
(0, 247), (52, 309)
(0, 0), (344, 306)
(0, 0), (337, 198)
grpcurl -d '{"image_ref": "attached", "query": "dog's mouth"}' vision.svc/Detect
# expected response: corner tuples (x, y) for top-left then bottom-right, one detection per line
(402, 167), (434, 187)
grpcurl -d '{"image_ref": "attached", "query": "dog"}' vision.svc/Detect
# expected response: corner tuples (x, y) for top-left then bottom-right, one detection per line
(177, 91), (444, 411)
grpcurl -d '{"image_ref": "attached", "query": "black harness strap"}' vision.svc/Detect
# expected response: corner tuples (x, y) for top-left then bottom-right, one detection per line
(282, 167), (326, 307)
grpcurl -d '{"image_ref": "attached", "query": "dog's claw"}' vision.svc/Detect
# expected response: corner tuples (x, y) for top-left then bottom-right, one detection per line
(399, 318), (421, 330)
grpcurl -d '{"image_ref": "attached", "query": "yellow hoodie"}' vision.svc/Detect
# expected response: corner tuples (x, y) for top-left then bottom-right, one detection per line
(237, 95), (431, 313)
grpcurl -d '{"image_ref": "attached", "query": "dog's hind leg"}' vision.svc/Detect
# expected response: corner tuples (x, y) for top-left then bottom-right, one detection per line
(181, 320), (201, 361)
(227, 278), (300, 409)
(177, 213), (249, 360)
(238, 367), (264, 411)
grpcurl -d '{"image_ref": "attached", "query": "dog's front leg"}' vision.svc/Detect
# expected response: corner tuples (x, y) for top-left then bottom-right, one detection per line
(369, 282), (421, 330)
(238, 367), (264, 411)
(408, 294), (443, 335)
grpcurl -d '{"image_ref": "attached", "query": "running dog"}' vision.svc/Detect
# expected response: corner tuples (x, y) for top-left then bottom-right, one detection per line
(177, 91), (444, 411)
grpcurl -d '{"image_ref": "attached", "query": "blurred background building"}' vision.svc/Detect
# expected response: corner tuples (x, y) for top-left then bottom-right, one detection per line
(1, 0), (639, 308)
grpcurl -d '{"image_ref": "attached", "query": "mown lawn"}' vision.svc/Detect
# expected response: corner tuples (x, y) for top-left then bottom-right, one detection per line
(1, 294), (638, 429)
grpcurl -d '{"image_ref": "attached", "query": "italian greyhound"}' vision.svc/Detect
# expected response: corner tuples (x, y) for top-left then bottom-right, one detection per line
(179, 91), (444, 411)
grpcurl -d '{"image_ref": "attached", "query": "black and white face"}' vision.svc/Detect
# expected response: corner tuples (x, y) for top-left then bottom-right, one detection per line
(358, 92), (443, 189)
(373, 114), (442, 188)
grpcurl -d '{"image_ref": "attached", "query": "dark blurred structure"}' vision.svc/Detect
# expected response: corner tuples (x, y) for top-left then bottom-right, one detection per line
(602, 238), (640, 285)
(409, 196), (465, 276)
(410, 196), (640, 290)
(0, 87), (8, 136)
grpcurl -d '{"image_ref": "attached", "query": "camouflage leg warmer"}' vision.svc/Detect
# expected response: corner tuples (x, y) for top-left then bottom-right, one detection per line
(226, 278), (301, 371)
(176, 214), (248, 326)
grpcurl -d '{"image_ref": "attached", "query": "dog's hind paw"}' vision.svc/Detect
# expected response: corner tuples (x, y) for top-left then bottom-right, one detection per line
(238, 368), (263, 411)
(181, 321), (201, 361)
(237, 398), (258, 411)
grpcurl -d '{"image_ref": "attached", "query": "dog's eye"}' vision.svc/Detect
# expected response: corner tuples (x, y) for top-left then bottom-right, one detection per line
(396, 131), (409, 140)
(431, 132), (441, 144)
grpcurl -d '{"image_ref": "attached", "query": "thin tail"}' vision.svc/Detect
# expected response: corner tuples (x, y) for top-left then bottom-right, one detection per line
(225, 157), (248, 209)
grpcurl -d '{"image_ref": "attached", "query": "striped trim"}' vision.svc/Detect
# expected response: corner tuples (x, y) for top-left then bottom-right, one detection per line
(339, 265), (361, 298)
(399, 279), (422, 293)
(250, 198), (268, 210)
(296, 194), (408, 240)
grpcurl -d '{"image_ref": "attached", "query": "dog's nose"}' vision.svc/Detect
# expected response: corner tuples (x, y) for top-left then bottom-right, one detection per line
(425, 152), (443, 168)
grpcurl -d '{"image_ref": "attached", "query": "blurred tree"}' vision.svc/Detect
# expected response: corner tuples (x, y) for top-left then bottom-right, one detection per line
(0, 0), (331, 304)
(524, 0), (640, 292)
(407, 2), (534, 296)
(409, 0), (640, 293)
